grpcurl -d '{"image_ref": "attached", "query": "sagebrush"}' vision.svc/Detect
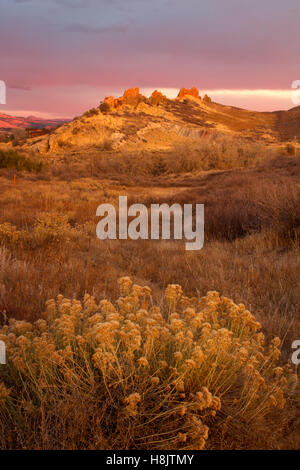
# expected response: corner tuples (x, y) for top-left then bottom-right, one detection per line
(0, 278), (297, 450)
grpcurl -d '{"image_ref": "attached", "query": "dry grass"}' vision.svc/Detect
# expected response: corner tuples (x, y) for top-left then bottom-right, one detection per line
(140, 157), (300, 243)
(0, 151), (299, 449)
(79, 135), (271, 177)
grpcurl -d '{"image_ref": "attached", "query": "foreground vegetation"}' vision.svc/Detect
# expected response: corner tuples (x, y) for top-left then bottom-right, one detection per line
(0, 145), (299, 449)
(0, 277), (297, 449)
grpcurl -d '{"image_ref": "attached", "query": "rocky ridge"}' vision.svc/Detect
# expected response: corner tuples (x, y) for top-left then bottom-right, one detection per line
(20, 87), (300, 154)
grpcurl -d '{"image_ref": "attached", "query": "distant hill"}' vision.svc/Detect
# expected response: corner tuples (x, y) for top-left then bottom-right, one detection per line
(274, 105), (300, 141)
(20, 87), (300, 154)
(0, 112), (69, 130)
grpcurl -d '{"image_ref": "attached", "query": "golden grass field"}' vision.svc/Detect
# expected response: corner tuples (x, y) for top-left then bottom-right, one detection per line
(0, 141), (299, 449)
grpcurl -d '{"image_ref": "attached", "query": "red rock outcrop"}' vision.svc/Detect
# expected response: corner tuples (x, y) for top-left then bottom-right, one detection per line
(100, 87), (206, 113)
(149, 90), (167, 106)
(122, 87), (145, 106)
(177, 87), (200, 99)
(100, 87), (144, 112)
(103, 96), (117, 108)
(123, 87), (140, 100)
(203, 94), (212, 104)
(100, 96), (123, 112)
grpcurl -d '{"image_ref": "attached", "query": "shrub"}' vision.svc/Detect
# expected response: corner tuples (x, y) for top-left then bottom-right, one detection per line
(98, 137), (114, 151)
(33, 212), (73, 245)
(0, 223), (29, 248)
(0, 277), (295, 450)
(87, 135), (270, 178)
(99, 102), (111, 114)
(0, 214), (75, 250)
(285, 143), (295, 155)
(193, 135), (268, 170)
(0, 149), (44, 172)
(83, 108), (99, 118)
(258, 184), (300, 242)
(151, 157), (168, 176)
(57, 138), (72, 149)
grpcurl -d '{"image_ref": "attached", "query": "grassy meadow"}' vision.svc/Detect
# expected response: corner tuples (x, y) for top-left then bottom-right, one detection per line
(0, 142), (299, 449)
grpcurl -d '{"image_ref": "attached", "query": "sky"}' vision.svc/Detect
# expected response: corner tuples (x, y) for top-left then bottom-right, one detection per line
(0, 0), (300, 118)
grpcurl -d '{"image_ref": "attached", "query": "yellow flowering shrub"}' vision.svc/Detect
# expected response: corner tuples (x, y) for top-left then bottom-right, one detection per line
(0, 223), (29, 247)
(33, 212), (73, 245)
(0, 278), (296, 450)
(0, 214), (75, 249)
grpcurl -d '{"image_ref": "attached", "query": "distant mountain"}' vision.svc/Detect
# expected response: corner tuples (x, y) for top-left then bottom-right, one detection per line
(0, 112), (69, 130)
(21, 87), (300, 154)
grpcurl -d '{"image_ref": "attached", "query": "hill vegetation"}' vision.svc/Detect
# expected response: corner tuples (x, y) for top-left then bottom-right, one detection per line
(16, 87), (300, 156)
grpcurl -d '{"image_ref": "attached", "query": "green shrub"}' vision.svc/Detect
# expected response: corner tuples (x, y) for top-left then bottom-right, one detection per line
(83, 108), (99, 118)
(99, 102), (111, 114)
(0, 149), (44, 172)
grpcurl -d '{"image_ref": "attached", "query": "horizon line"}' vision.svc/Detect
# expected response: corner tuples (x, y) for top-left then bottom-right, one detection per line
(1, 88), (298, 120)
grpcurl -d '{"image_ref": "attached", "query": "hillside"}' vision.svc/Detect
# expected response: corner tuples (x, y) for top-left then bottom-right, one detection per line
(0, 112), (68, 130)
(21, 87), (300, 155)
(0, 91), (299, 451)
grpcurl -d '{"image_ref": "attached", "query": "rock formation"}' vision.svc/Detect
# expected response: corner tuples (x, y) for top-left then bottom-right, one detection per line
(149, 90), (167, 106)
(123, 87), (140, 100)
(102, 96), (117, 108)
(23, 84), (284, 155)
(177, 87), (200, 100)
(100, 87), (208, 113)
(203, 94), (212, 104)
(100, 87), (144, 111)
